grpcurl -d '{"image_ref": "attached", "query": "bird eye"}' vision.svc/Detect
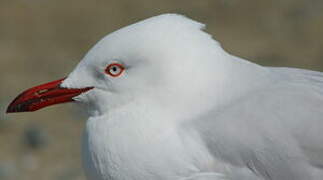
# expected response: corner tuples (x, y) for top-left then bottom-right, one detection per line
(105, 63), (125, 77)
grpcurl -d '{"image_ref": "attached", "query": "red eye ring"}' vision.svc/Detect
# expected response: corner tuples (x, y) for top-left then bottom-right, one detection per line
(105, 63), (125, 77)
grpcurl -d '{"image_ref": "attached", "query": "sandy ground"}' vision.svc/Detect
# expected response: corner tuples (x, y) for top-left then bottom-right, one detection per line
(0, 0), (323, 179)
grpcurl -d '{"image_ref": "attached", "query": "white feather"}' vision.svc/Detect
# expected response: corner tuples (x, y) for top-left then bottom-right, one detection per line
(61, 14), (323, 180)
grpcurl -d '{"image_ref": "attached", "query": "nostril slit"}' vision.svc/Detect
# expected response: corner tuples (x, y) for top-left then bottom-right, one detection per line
(36, 89), (49, 95)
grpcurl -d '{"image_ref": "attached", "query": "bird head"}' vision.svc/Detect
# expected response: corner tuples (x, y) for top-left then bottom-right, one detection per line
(7, 14), (231, 116)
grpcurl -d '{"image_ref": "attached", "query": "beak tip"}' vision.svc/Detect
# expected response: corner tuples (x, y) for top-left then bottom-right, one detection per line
(6, 101), (30, 113)
(6, 104), (20, 113)
(6, 107), (15, 114)
(6, 109), (12, 113)
(6, 102), (14, 113)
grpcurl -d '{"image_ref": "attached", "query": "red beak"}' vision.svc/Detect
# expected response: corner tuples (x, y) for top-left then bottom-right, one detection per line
(6, 78), (93, 113)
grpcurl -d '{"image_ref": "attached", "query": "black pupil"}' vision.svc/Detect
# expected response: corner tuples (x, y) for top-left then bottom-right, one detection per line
(111, 66), (118, 72)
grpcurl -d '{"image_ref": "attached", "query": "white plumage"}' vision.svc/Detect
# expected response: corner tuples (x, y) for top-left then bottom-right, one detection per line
(61, 14), (323, 180)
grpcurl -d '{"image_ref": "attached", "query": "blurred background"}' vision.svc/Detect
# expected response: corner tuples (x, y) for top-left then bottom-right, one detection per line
(0, 0), (322, 179)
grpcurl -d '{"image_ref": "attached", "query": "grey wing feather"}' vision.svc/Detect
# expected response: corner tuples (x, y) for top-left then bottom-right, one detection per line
(189, 67), (323, 180)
